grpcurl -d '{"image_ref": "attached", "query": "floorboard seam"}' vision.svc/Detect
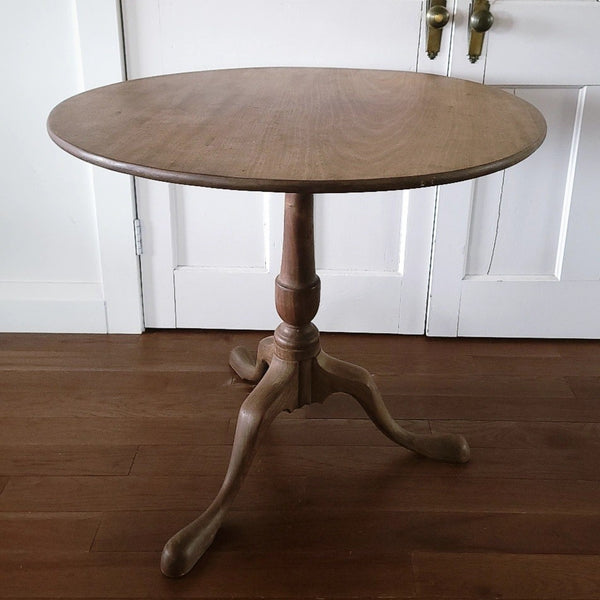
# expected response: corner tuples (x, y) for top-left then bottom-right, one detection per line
(128, 445), (140, 475)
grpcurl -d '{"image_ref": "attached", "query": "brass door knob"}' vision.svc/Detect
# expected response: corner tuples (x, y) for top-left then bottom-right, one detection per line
(470, 8), (494, 33)
(426, 1), (451, 59)
(427, 4), (450, 29)
(468, 0), (494, 63)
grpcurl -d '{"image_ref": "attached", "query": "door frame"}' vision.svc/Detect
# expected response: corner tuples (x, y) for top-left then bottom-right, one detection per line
(75, 0), (144, 333)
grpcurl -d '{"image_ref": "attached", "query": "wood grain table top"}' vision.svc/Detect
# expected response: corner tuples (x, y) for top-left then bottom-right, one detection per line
(47, 67), (546, 193)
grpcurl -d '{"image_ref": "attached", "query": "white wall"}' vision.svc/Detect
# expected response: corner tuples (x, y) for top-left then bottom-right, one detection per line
(0, 0), (143, 333)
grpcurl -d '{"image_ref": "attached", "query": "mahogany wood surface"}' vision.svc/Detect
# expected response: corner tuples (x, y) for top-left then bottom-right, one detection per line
(47, 67), (546, 193)
(1, 330), (600, 598)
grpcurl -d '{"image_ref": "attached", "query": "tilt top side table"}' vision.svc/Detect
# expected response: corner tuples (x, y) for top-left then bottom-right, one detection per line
(48, 67), (546, 577)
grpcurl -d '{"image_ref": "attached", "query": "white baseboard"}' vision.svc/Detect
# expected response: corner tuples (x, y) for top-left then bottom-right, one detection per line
(0, 282), (107, 333)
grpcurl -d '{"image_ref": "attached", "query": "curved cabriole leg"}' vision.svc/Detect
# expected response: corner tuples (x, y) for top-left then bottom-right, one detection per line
(161, 356), (297, 577)
(229, 336), (275, 382)
(314, 352), (470, 464)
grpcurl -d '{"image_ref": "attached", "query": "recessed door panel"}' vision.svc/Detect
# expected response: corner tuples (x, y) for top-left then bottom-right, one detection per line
(465, 88), (579, 278)
(176, 187), (266, 269)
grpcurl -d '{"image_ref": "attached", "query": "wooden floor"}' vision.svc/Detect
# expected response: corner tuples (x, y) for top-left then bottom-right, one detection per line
(1, 330), (600, 599)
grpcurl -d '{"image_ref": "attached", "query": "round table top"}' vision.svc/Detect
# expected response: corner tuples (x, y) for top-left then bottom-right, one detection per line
(48, 67), (546, 194)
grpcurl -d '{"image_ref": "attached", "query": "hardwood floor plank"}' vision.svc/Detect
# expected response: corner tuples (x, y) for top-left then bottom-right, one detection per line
(460, 447), (600, 480)
(319, 333), (563, 358)
(302, 475), (600, 514)
(0, 550), (415, 598)
(130, 446), (236, 476)
(131, 443), (433, 477)
(448, 338), (564, 358)
(0, 330), (266, 372)
(0, 475), (307, 512)
(0, 417), (231, 445)
(324, 351), (476, 376)
(556, 340), (600, 358)
(566, 376), (600, 399)
(3, 472), (599, 515)
(0, 445), (137, 476)
(261, 416), (430, 446)
(0, 350), (229, 373)
(413, 552), (600, 599)
(0, 513), (101, 552)
(93, 510), (600, 556)
(130, 444), (600, 480)
(471, 355), (600, 376)
(0, 477), (7, 495)
(361, 374), (573, 398)
(430, 421), (600, 449)
(307, 393), (598, 421)
(0, 370), (246, 418)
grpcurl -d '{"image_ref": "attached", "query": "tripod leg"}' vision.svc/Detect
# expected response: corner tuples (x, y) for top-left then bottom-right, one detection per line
(229, 336), (275, 382)
(314, 351), (470, 464)
(161, 356), (297, 577)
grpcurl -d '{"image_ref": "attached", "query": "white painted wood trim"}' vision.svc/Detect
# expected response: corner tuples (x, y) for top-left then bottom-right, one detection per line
(0, 282), (106, 333)
(398, 188), (437, 334)
(560, 86), (600, 281)
(426, 181), (473, 337)
(458, 280), (600, 339)
(553, 86), (587, 280)
(483, 1), (600, 87)
(74, 0), (144, 333)
(138, 180), (178, 328)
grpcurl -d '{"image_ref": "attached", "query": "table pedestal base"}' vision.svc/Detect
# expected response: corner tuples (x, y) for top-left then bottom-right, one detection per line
(160, 193), (470, 578)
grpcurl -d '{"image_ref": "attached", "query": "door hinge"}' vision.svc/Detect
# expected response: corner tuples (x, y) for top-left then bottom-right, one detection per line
(133, 218), (143, 255)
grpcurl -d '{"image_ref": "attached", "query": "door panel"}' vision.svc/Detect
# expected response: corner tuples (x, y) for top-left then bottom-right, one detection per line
(176, 188), (266, 269)
(315, 193), (404, 272)
(484, 1), (600, 86)
(124, 0), (424, 75)
(428, 0), (600, 337)
(449, 0), (600, 84)
(465, 88), (579, 278)
(127, 0), (439, 333)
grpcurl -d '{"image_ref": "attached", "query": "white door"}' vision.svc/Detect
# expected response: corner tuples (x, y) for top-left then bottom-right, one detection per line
(428, 0), (600, 337)
(124, 0), (443, 334)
